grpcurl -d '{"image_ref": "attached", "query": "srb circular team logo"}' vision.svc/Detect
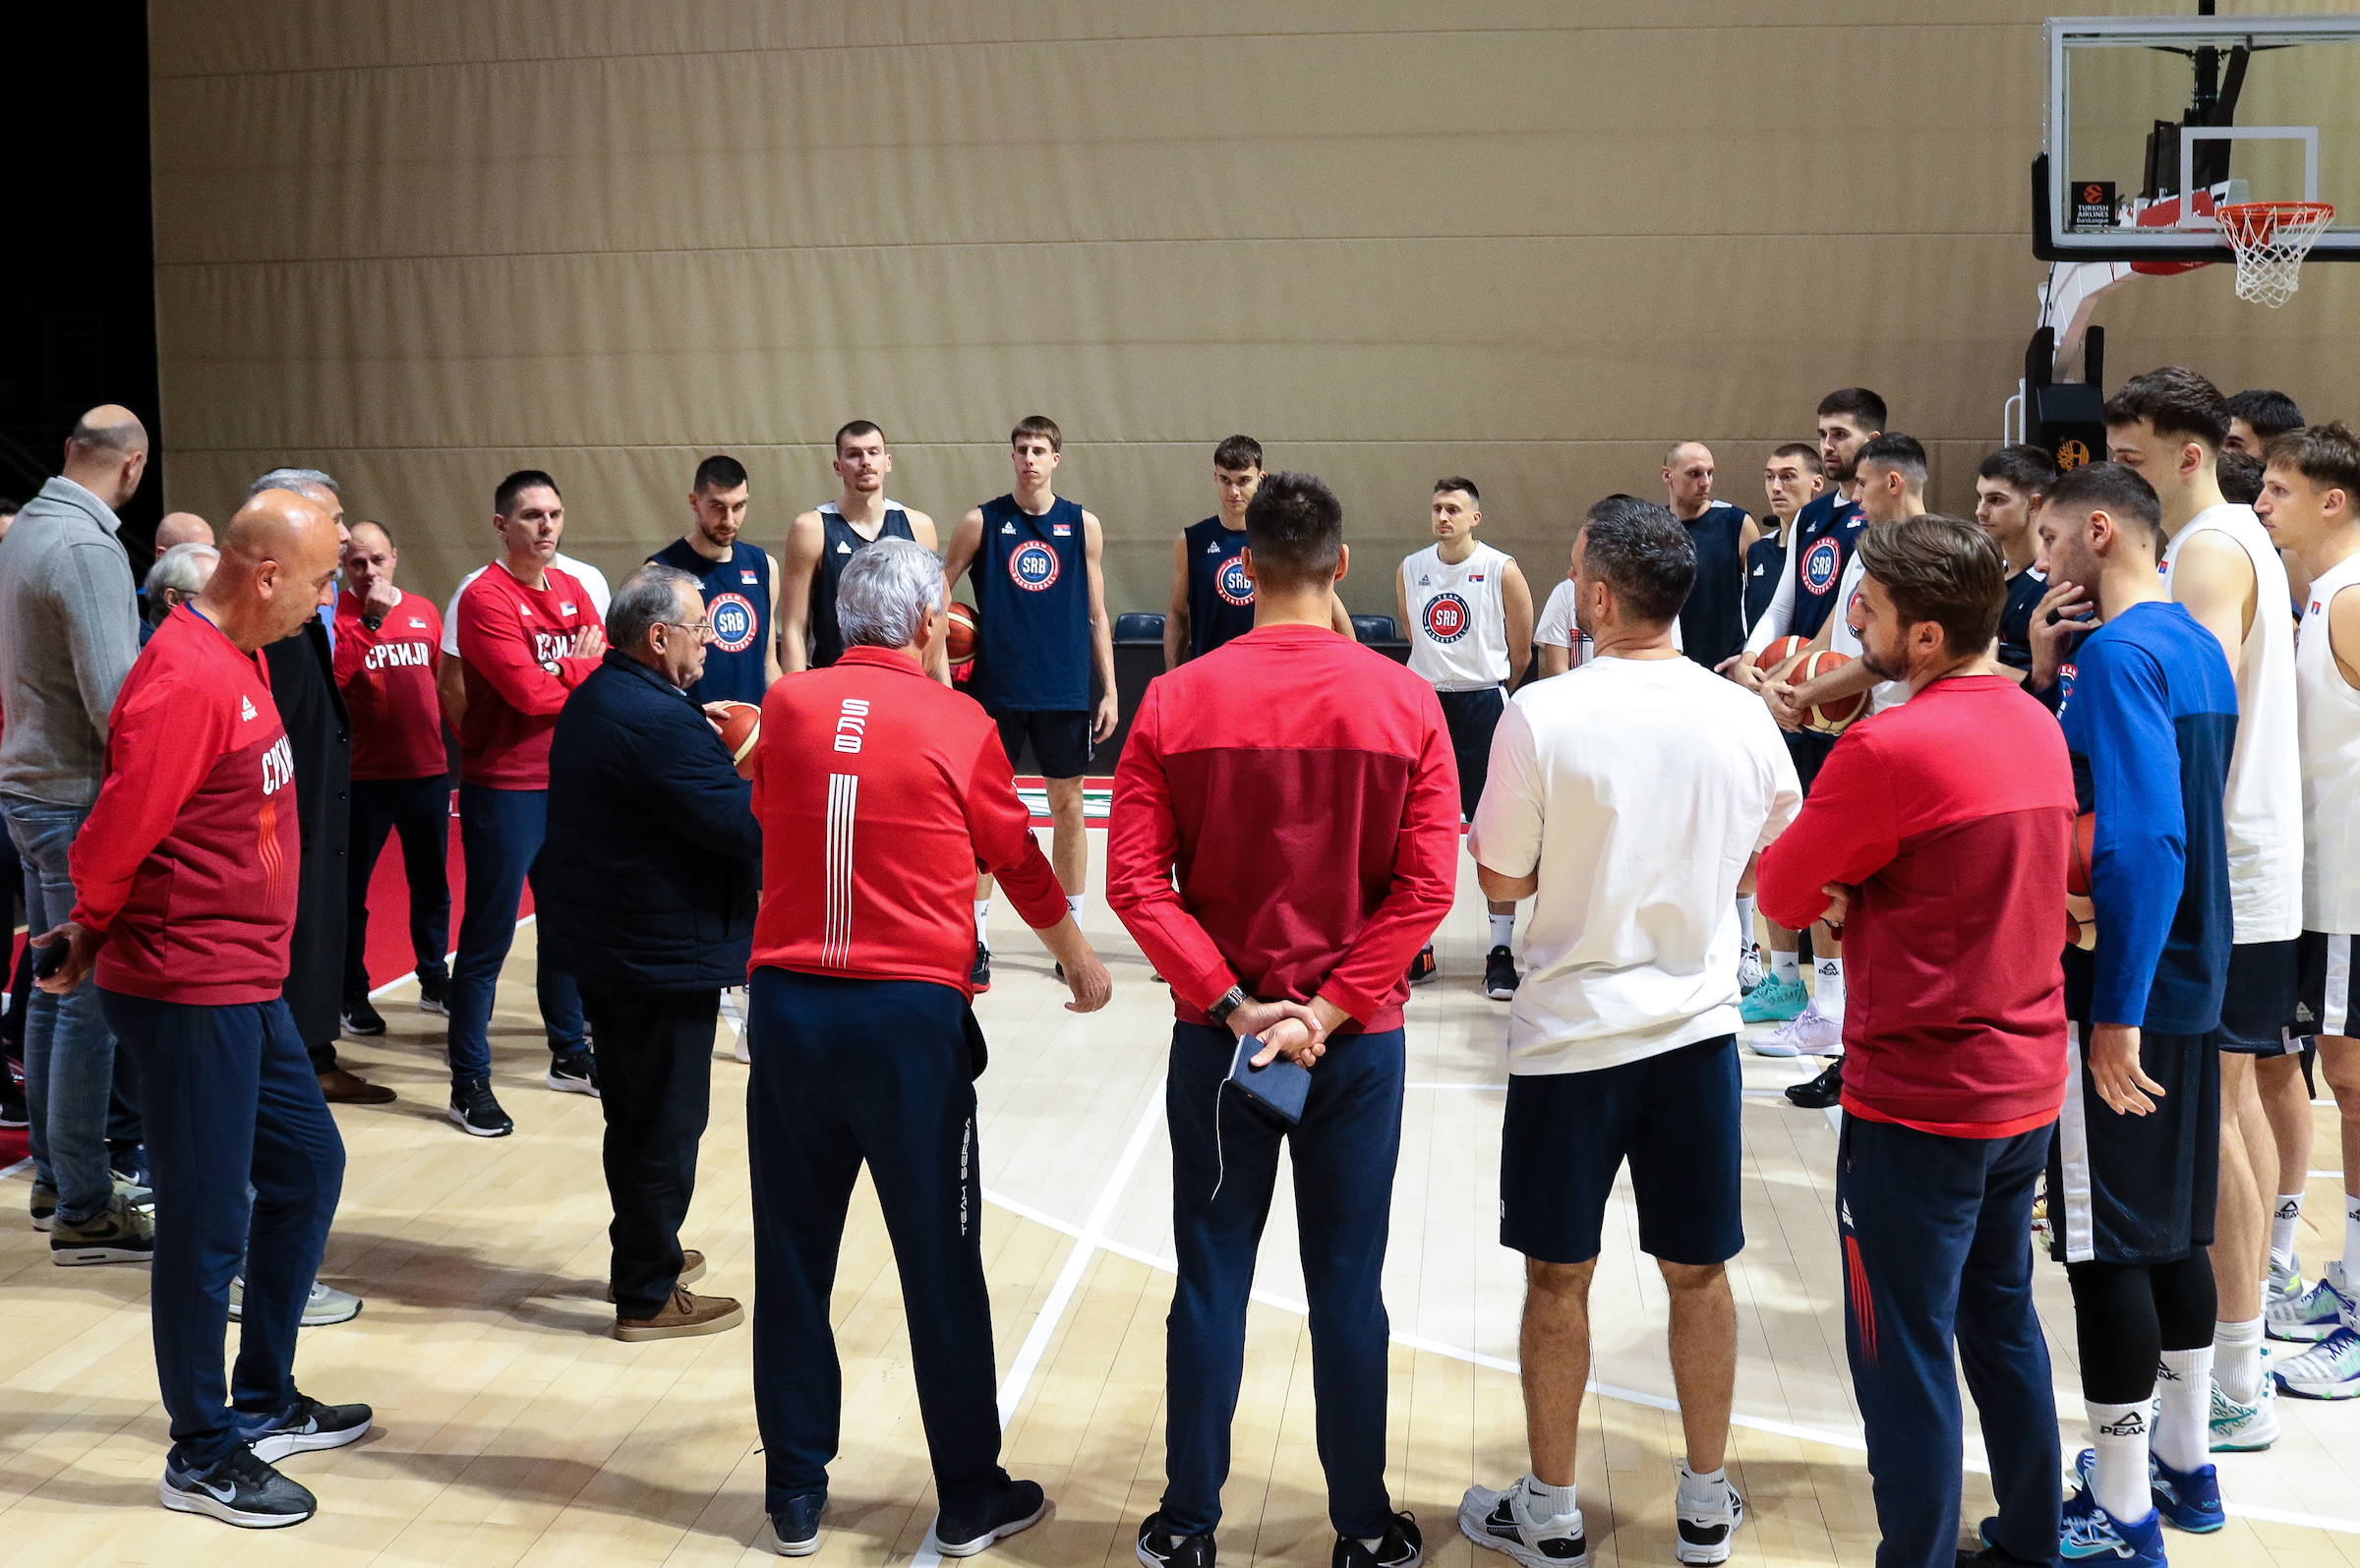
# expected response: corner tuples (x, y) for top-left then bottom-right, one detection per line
(1009, 541), (1060, 592)
(1216, 557), (1255, 607)
(1423, 591), (1472, 644)
(708, 592), (757, 654)
(1801, 537), (1842, 596)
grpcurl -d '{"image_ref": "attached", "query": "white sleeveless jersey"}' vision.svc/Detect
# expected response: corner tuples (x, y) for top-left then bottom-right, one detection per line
(2297, 552), (2360, 932)
(2161, 502), (2303, 943)
(1404, 541), (1512, 690)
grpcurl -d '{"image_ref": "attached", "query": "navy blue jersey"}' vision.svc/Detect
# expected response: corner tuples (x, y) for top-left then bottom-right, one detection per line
(1742, 531), (1786, 631)
(2058, 601), (2237, 1033)
(1788, 492), (1867, 641)
(649, 537), (772, 704)
(1183, 516), (1257, 658)
(804, 503), (916, 668)
(1995, 566), (2045, 673)
(969, 494), (1091, 712)
(1677, 504), (1749, 670)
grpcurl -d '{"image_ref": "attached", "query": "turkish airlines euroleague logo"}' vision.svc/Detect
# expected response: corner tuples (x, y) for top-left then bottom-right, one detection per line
(1423, 592), (1472, 644)
(708, 592), (758, 654)
(1009, 540), (1060, 592)
(1216, 557), (1254, 607)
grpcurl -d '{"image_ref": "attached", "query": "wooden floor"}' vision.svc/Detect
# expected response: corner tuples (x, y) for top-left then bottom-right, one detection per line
(2, 832), (2356, 1567)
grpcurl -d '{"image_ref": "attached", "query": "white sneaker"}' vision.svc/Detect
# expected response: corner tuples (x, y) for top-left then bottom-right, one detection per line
(1749, 999), (1843, 1058)
(2267, 1250), (2303, 1306)
(2267, 1263), (2351, 1343)
(2208, 1370), (2281, 1451)
(1674, 1474), (1745, 1566)
(1460, 1479), (1587, 1568)
(1737, 945), (1765, 996)
(2273, 1324), (2360, 1400)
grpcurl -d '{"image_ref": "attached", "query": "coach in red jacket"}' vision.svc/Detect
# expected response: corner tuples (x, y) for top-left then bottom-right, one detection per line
(744, 536), (1110, 1559)
(1108, 472), (1460, 1568)
(1757, 515), (2074, 1568)
(38, 490), (370, 1529)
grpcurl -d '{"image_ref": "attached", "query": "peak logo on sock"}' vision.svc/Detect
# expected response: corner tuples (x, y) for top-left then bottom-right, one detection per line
(2277, 1198), (2302, 1219)
(2094, 1412), (2147, 1437)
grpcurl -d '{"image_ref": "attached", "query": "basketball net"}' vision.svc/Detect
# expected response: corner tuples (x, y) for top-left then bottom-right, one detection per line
(2215, 201), (2335, 308)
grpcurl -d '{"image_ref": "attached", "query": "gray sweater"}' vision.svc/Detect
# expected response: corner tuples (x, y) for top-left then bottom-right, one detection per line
(0, 477), (142, 807)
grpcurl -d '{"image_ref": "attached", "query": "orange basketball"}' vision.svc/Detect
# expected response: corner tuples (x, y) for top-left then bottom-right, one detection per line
(712, 700), (761, 780)
(1754, 634), (1807, 673)
(1799, 651), (1867, 734)
(947, 602), (978, 668)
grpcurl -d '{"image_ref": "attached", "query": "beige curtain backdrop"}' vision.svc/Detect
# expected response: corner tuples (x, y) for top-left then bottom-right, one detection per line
(150, 0), (2358, 617)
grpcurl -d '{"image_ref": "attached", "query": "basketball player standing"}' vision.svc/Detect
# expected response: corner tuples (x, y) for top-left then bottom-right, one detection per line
(1163, 435), (1353, 668)
(779, 421), (939, 672)
(942, 417), (1118, 989)
(1746, 445), (1824, 633)
(647, 454), (781, 703)
(1661, 441), (1758, 672)
(1397, 478), (1534, 999)
(1974, 445), (2059, 680)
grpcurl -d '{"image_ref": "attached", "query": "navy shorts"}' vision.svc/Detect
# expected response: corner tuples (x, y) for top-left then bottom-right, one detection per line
(1501, 1034), (1743, 1267)
(2212, 938), (2298, 1056)
(989, 707), (1092, 781)
(2050, 1023), (2219, 1265)
(1438, 686), (1505, 821)
(2296, 930), (2357, 1038)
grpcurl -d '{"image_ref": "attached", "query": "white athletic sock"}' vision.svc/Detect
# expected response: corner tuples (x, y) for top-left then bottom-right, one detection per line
(2272, 1192), (2304, 1268)
(1814, 957), (1846, 1018)
(1514, 1473), (1578, 1530)
(1677, 1460), (1728, 1507)
(2084, 1400), (2153, 1522)
(1066, 894), (1085, 921)
(1771, 950), (1800, 985)
(2154, 1347), (2213, 1473)
(1736, 897), (1757, 946)
(2345, 1192), (2360, 1284)
(974, 900), (991, 945)
(1489, 913), (1515, 949)
(2213, 1316), (2265, 1405)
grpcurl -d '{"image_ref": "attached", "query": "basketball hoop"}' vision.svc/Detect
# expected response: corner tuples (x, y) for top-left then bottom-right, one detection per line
(2215, 201), (2335, 308)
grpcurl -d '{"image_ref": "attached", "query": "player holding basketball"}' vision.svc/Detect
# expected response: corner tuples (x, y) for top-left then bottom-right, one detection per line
(1661, 441), (1758, 672)
(1397, 478), (1535, 999)
(646, 454), (781, 702)
(779, 421), (939, 672)
(2106, 367), (2301, 1446)
(2036, 461), (2237, 1567)
(1163, 435), (1353, 668)
(1975, 445), (2059, 680)
(942, 417), (1118, 990)
(1746, 445), (1824, 633)
(2253, 424), (2360, 1397)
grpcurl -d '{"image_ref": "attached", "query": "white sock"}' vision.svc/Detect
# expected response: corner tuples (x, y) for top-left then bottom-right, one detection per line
(2272, 1192), (2304, 1268)
(1489, 913), (1515, 949)
(2154, 1346), (2213, 1472)
(1814, 957), (1846, 1017)
(1676, 1460), (1728, 1507)
(2345, 1192), (2360, 1284)
(2084, 1400), (2153, 1522)
(1771, 949), (1800, 985)
(2213, 1316), (2265, 1405)
(974, 900), (990, 945)
(1065, 894), (1085, 921)
(1514, 1473), (1578, 1529)
(1736, 897), (1757, 946)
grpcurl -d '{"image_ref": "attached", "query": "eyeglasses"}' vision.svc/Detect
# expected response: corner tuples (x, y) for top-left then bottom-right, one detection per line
(660, 619), (716, 642)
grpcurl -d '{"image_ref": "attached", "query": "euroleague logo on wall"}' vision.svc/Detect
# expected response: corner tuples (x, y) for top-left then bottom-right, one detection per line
(1423, 591), (1473, 644)
(708, 592), (758, 654)
(1801, 536), (1842, 595)
(1009, 540), (1061, 592)
(1216, 557), (1254, 607)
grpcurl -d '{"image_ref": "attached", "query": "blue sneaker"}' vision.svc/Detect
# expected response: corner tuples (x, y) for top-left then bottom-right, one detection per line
(2072, 1446), (2221, 1535)
(2059, 1483), (2166, 1565)
(2273, 1324), (2360, 1401)
(771, 1491), (825, 1556)
(1740, 973), (1806, 1024)
(2266, 1267), (2352, 1344)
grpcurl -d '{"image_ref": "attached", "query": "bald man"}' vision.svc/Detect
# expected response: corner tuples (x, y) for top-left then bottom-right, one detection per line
(0, 404), (151, 1254)
(38, 490), (371, 1528)
(155, 511), (214, 559)
(1661, 440), (1759, 673)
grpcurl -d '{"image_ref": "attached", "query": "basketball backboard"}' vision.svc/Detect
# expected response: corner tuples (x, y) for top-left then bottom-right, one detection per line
(2036, 13), (2360, 264)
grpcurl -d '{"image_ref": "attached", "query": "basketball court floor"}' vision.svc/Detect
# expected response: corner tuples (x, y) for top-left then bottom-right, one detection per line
(1, 828), (2354, 1568)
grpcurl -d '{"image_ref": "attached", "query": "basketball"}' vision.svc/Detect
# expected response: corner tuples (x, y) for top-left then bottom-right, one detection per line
(711, 700), (761, 779)
(1798, 651), (1867, 734)
(947, 602), (978, 667)
(1754, 634), (1807, 672)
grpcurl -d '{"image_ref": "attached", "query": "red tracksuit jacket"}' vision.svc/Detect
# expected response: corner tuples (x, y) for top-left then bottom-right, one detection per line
(455, 561), (601, 789)
(333, 586), (446, 781)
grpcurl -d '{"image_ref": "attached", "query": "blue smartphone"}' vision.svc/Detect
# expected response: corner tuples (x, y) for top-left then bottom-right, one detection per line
(1226, 1035), (1312, 1128)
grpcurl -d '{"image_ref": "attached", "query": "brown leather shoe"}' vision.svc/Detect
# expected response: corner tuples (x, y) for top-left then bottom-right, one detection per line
(319, 1068), (395, 1105)
(604, 1250), (705, 1303)
(614, 1286), (743, 1342)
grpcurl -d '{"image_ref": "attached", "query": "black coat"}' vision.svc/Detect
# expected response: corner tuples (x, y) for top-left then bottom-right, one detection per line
(539, 652), (761, 991)
(262, 616), (352, 1044)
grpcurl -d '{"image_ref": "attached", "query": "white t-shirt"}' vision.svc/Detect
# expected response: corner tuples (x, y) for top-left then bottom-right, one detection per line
(1403, 541), (1512, 690)
(1533, 577), (1682, 668)
(1469, 655), (1801, 1074)
(1829, 552), (1912, 715)
(2296, 552), (2360, 933)
(441, 552), (613, 657)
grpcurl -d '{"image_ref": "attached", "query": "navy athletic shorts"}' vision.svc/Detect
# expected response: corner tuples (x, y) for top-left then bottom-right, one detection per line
(1437, 686), (1505, 822)
(2296, 930), (2357, 1039)
(2212, 938), (2298, 1056)
(989, 707), (1092, 781)
(2049, 1022), (2219, 1266)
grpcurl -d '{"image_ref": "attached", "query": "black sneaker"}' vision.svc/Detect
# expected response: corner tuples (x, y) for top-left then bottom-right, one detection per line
(1137, 1512), (1215, 1568)
(1336, 1509), (1424, 1568)
(971, 942), (992, 992)
(771, 1491), (825, 1556)
(158, 1444), (316, 1529)
(340, 995), (385, 1037)
(417, 975), (449, 1016)
(1407, 946), (1438, 987)
(244, 1393), (374, 1462)
(1786, 1057), (1843, 1109)
(447, 1078), (514, 1137)
(934, 1478), (1049, 1557)
(546, 1052), (599, 1096)
(0, 1074), (26, 1130)
(1484, 946), (1520, 1001)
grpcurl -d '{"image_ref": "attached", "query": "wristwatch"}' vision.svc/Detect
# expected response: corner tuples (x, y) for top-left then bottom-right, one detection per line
(1207, 986), (1248, 1029)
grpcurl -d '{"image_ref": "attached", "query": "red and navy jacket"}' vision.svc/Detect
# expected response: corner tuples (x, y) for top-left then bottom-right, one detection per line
(333, 586), (446, 781)
(454, 561), (601, 789)
(750, 645), (1066, 993)
(1759, 674), (2075, 1136)
(69, 605), (302, 1005)
(1107, 623), (1461, 1033)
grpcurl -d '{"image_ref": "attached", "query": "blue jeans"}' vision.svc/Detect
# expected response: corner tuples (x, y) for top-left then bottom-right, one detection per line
(343, 774), (452, 1000)
(5, 795), (123, 1225)
(103, 990), (344, 1471)
(446, 784), (584, 1083)
(1163, 1021), (1404, 1539)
